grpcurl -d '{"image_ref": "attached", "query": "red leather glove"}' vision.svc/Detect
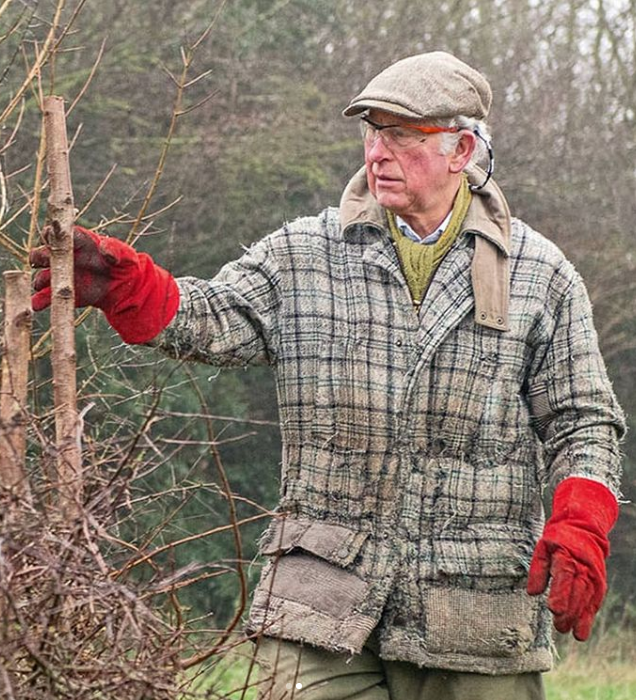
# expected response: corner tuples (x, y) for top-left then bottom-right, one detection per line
(30, 226), (179, 344)
(527, 477), (618, 641)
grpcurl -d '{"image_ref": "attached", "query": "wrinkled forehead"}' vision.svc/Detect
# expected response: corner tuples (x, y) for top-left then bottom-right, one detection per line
(366, 108), (444, 127)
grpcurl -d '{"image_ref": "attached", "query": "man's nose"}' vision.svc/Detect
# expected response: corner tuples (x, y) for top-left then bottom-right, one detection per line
(366, 134), (392, 162)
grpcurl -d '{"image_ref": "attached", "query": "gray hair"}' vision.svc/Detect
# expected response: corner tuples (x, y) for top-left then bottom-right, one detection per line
(436, 116), (492, 166)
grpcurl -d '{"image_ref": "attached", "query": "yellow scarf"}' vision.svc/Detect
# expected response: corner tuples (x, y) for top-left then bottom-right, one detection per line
(387, 175), (471, 309)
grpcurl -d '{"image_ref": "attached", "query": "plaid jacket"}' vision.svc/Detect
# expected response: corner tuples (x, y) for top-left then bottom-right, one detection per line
(156, 167), (624, 674)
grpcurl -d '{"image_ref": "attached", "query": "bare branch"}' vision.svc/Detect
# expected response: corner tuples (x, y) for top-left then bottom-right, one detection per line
(182, 68), (214, 89)
(76, 163), (118, 220)
(0, 98), (26, 156)
(67, 36), (107, 116)
(114, 512), (270, 581)
(176, 88), (220, 117)
(0, 0), (66, 125)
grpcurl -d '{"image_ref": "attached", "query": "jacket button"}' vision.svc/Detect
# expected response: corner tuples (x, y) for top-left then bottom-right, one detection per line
(396, 338), (403, 347)
(496, 317), (504, 326)
(480, 312), (487, 320)
(337, 547), (350, 559)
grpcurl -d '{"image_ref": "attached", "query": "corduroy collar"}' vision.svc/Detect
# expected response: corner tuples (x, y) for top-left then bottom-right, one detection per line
(339, 165), (511, 330)
(462, 164), (510, 256)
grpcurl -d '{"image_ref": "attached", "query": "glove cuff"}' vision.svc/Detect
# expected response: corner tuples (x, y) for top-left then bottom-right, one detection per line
(552, 477), (619, 537)
(104, 255), (180, 344)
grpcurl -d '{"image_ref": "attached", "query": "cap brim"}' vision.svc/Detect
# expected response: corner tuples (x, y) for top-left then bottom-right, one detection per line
(342, 99), (423, 119)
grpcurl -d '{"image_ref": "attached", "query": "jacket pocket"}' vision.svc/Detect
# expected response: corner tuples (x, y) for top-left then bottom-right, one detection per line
(431, 524), (535, 590)
(257, 519), (370, 619)
(432, 456), (539, 527)
(424, 522), (542, 660)
(423, 586), (539, 658)
(260, 518), (369, 567)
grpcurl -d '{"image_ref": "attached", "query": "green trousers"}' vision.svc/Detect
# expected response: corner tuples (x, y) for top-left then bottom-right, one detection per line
(255, 638), (546, 700)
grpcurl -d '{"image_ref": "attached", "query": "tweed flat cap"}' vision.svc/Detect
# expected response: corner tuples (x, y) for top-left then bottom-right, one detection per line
(343, 51), (492, 121)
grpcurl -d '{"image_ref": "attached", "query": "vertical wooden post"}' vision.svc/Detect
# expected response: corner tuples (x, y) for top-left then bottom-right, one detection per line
(0, 271), (32, 502)
(43, 95), (82, 517)
(0, 272), (31, 687)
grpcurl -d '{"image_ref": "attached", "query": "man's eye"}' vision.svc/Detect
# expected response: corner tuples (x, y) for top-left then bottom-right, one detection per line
(390, 127), (418, 143)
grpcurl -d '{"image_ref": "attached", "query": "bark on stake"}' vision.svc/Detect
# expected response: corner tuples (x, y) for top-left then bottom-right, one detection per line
(0, 272), (31, 676)
(43, 95), (82, 516)
(0, 270), (32, 503)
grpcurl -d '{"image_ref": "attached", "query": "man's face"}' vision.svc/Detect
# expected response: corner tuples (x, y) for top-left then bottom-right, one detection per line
(363, 109), (461, 221)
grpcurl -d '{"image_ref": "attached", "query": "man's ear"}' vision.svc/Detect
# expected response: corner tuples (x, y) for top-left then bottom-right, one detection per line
(449, 131), (476, 173)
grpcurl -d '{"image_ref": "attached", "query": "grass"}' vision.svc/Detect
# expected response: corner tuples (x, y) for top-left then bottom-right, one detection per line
(184, 627), (636, 699)
(545, 662), (636, 700)
(544, 627), (636, 700)
(185, 642), (261, 699)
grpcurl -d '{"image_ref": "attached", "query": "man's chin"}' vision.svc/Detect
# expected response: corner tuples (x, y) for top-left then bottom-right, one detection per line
(375, 192), (406, 213)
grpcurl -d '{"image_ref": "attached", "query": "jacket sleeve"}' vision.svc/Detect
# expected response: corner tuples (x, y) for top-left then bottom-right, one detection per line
(527, 265), (625, 496)
(150, 235), (281, 367)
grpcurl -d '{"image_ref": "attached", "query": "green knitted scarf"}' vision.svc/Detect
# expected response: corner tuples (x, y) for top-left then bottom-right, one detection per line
(387, 175), (472, 309)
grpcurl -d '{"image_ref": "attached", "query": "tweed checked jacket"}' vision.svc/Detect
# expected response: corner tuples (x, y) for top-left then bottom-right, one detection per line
(155, 167), (624, 675)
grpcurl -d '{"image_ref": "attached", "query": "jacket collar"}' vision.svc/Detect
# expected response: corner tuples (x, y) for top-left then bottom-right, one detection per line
(339, 166), (386, 235)
(462, 164), (510, 256)
(339, 165), (511, 331)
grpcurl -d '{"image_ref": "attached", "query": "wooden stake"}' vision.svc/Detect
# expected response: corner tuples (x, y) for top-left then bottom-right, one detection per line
(43, 95), (82, 517)
(0, 272), (32, 678)
(0, 270), (32, 503)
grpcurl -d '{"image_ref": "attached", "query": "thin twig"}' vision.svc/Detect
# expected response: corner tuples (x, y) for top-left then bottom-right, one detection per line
(0, 98), (26, 156)
(114, 512), (269, 580)
(0, 0), (15, 24)
(0, 156), (7, 229)
(76, 163), (118, 220)
(158, 409), (278, 427)
(179, 365), (250, 671)
(176, 88), (221, 117)
(26, 60), (47, 255)
(0, 0), (67, 125)
(0, 2), (35, 89)
(159, 433), (258, 447)
(66, 36), (107, 115)
(52, 0), (89, 53)
(127, 0), (228, 242)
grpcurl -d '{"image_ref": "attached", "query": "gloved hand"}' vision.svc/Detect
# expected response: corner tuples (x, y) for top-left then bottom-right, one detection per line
(30, 225), (179, 344)
(527, 477), (619, 641)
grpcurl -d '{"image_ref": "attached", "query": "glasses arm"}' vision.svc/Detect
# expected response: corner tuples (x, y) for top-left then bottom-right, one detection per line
(467, 127), (495, 191)
(360, 115), (460, 134)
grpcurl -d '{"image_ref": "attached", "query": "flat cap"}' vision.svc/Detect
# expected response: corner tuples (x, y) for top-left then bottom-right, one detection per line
(343, 51), (492, 121)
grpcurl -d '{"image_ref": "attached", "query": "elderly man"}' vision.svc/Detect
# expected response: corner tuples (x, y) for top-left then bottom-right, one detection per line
(31, 52), (624, 699)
